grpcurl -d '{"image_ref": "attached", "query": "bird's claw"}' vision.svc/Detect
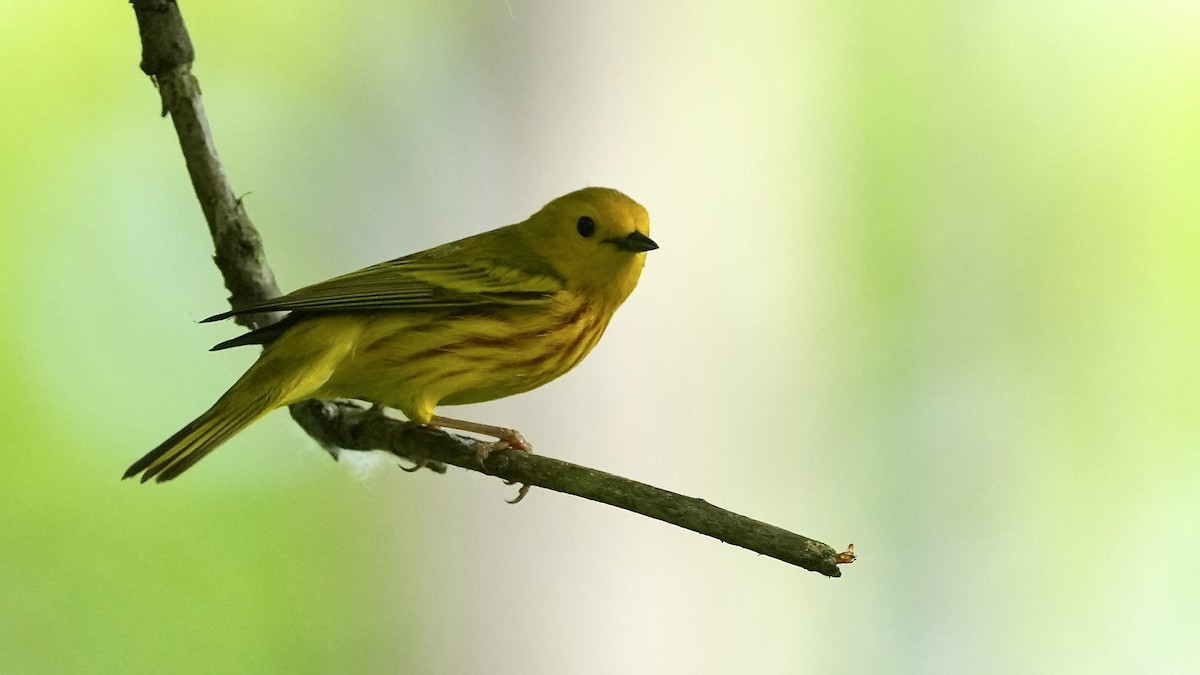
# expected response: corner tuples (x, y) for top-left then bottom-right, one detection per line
(506, 483), (532, 504)
(473, 434), (532, 504)
(398, 458), (426, 473)
(494, 428), (531, 453)
(474, 430), (532, 462)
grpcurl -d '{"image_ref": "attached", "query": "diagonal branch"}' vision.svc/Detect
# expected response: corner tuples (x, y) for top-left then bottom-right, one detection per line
(132, 0), (282, 331)
(128, 0), (849, 577)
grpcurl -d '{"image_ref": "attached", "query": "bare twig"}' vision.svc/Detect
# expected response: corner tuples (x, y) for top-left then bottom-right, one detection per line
(292, 400), (844, 576)
(127, 0), (847, 577)
(132, 0), (282, 330)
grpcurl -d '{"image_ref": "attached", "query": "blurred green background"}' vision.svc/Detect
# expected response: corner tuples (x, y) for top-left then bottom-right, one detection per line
(2, 1), (1198, 673)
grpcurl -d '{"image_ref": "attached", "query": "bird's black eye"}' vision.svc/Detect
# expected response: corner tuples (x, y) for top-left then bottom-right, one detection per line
(576, 216), (596, 238)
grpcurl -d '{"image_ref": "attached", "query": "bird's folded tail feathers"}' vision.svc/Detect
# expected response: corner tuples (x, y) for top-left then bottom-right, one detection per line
(209, 316), (298, 351)
(123, 393), (276, 483)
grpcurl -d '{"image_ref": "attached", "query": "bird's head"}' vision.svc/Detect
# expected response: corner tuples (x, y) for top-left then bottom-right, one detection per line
(522, 187), (656, 302)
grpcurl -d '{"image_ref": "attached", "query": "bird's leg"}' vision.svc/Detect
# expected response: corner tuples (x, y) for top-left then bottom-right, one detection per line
(427, 415), (533, 503)
(427, 415), (532, 457)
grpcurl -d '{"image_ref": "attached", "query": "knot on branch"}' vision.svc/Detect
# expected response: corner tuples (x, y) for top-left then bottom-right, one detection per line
(132, 0), (196, 77)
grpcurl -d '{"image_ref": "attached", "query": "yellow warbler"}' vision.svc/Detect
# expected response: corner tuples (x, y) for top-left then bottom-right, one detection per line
(125, 187), (655, 482)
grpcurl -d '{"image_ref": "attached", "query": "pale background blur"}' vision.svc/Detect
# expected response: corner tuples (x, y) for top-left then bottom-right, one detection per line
(2, 1), (1198, 673)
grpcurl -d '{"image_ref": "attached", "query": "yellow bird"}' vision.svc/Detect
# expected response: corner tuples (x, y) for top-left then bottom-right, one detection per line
(125, 187), (656, 482)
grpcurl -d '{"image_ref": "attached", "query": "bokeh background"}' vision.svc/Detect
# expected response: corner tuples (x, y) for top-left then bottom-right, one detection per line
(2, 1), (1198, 673)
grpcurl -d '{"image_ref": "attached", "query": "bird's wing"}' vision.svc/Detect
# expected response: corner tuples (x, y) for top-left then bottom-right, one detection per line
(202, 245), (564, 323)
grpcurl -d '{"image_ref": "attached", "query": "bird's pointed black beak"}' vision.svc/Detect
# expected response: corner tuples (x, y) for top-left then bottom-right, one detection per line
(610, 230), (658, 252)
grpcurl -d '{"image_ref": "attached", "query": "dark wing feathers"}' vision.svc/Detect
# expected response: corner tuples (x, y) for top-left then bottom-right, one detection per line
(203, 246), (564, 323)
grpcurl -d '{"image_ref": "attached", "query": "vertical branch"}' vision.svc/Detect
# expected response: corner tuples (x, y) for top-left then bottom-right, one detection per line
(131, 0), (282, 330)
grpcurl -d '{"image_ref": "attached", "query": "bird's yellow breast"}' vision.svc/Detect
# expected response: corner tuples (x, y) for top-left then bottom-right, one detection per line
(309, 291), (615, 424)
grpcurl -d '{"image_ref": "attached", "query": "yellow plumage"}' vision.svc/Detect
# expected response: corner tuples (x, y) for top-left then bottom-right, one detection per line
(125, 187), (655, 482)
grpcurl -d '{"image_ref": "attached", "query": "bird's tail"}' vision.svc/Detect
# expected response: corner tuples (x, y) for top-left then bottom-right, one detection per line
(124, 390), (278, 483)
(125, 314), (361, 482)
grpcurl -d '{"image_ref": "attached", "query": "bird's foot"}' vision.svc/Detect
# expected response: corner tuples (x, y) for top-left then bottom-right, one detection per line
(427, 415), (534, 504)
(478, 429), (532, 460)
(483, 432), (533, 504)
